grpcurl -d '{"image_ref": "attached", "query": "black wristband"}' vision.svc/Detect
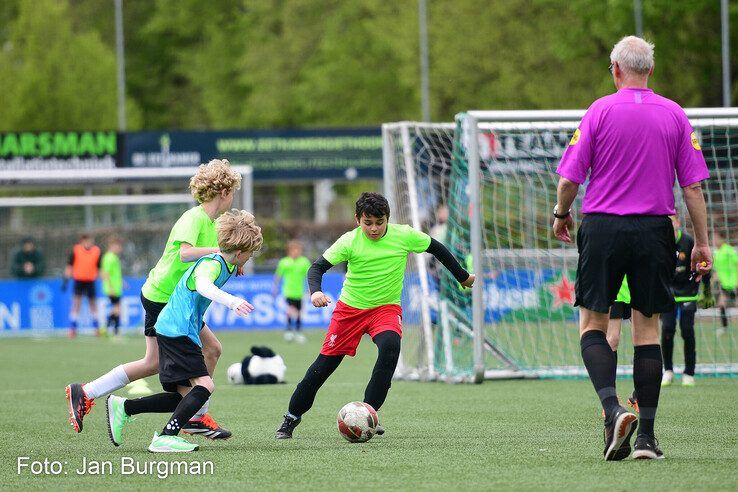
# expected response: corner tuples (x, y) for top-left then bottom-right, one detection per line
(553, 205), (570, 219)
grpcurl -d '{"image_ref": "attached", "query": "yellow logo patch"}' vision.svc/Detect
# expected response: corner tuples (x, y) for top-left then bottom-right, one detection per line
(691, 132), (701, 150)
(569, 128), (581, 146)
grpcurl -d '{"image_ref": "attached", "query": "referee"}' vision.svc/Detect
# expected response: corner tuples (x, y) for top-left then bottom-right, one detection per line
(552, 36), (712, 461)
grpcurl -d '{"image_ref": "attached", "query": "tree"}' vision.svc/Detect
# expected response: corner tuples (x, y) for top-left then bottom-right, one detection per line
(0, 0), (140, 132)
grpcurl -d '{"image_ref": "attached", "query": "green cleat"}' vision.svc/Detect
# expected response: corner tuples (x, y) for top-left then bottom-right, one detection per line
(148, 433), (199, 453)
(106, 395), (134, 447)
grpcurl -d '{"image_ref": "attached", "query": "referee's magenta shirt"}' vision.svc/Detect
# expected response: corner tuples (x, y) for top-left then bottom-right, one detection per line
(556, 88), (709, 215)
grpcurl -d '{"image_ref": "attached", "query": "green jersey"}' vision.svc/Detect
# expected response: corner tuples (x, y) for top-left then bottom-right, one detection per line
(101, 251), (123, 296)
(615, 277), (631, 304)
(276, 256), (311, 300)
(714, 243), (738, 290)
(141, 205), (218, 303)
(323, 223), (431, 309)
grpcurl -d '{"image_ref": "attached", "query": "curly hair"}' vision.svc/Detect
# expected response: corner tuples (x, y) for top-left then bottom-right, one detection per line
(216, 209), (263, 254)
(189, 159), (242, 204)
(355, 192), (390, 219)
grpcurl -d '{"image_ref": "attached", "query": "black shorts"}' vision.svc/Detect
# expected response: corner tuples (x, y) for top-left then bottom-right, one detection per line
(609, 301), (631, 320)
(286, 298), (302, 311)
(73, 280), (96, 298)
(141, 293), (166, 337)
(157, 334), (209, 392)
(575, 214), (676, 317)
(108, 295), (121, 305)
(721, 288), (738, 301)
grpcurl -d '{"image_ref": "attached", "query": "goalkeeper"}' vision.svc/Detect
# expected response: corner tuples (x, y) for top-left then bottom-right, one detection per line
(661, 215), (713, 386)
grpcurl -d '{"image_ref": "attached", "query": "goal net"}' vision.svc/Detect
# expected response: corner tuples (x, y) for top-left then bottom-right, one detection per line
(383, 109), (738, 382)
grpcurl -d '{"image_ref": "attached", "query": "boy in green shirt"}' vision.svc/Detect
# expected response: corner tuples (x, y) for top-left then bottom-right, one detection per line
(66, 159), (242, 439)
(273, 240), (311, 343)
(714, 231), (738, 335)
(276, 192), (475, 439)
(105, 210), (263, 453)
(101, 236), (125, 335)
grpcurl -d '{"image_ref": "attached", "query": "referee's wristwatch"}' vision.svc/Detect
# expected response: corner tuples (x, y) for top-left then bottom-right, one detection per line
(553, 205), (570, 219)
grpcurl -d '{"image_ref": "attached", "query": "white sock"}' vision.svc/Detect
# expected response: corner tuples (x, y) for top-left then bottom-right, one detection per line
(193, 399), (210, 419)
(82, 365), (130, 399)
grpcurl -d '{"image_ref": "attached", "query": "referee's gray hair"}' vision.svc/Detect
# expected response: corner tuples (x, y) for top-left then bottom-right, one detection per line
(610, 36), (654, 76)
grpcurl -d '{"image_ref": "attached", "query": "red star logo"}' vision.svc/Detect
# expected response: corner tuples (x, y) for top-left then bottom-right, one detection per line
(549, 274), (576, 309)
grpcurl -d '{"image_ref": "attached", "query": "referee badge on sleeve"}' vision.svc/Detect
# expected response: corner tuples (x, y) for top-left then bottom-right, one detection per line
(569, 128), (581, 146)
(690, 132), (701, 150)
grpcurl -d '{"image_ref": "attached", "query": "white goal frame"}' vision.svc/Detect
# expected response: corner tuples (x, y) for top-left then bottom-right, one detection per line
(384, 107), (738, 383)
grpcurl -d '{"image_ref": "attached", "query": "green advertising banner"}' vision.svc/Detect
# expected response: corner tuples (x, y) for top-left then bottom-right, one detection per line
(0, 131), (118, 169)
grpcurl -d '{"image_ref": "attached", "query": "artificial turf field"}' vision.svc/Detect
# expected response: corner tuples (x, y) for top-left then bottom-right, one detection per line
(1, 330), (736, 491)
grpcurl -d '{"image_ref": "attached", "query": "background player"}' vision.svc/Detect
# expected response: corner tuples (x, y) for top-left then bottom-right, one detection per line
(713, 231), (738, 335)
(605, 277), (639, 412)
(64, 234), (101, 338)
(273, 240), (311, 343)
(661, 215), (712, 386)
(100, 236), (125, 336)
(275, 192), (475, 439)
(66, 159), (241, 438)
(105, 210), (262, 452)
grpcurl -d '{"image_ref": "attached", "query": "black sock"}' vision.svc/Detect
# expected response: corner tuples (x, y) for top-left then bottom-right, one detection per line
(720, 307), (728, 328)
(613, 350), (618, 365)
(112, 314), (120, 334)
(288, 354), (343, 417)
(162, 386), (211, 436)
(633, 344), (662, 437)
(580, 330), (619, 419)
(124, 392), (182, 416)
(295, 315), (301, 331)
(364, 331), (401, 411)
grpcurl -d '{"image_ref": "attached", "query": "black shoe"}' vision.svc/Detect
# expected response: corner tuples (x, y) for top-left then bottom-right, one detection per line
(275, 414), (301, 439)
(66, 383), (94, 433)
(181, 414), (232, 440)
(375, 425), (385, 436)
(603, 406), (638, 461)
(633, 434), (664, 460)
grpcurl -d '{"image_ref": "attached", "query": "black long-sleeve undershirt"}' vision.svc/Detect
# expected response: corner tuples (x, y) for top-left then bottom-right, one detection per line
(426, 238), (470, 283)
(307, 256), (333, 295)
(307, 238), (470, 295)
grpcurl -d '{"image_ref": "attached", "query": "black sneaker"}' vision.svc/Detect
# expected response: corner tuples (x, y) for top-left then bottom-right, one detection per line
(181, 414), (232, 440)
(633, 434), (664, 460)
(66, 383), (94, 433)
(603, 406), (638, 461)
(275, 414), (301, 439)
(375, 425), (385, 436)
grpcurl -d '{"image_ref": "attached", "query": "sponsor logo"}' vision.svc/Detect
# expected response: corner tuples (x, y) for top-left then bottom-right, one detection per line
(690, 132), (701, 150)
(548, 274), (576, 309)
(569, 128), (581, 146)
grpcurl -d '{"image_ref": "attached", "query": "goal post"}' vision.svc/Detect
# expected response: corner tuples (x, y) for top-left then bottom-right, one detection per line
(384, 108), (738, 382)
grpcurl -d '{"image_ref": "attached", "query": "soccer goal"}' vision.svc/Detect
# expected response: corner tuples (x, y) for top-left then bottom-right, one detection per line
(383, 108), (738, 382)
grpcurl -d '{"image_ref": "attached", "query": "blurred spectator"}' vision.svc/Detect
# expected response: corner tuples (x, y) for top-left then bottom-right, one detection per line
(101, 236), (125, 336)
(429, 204), (449, 243)
(64, 234), (101, 337)
(10, 236), (45, 278)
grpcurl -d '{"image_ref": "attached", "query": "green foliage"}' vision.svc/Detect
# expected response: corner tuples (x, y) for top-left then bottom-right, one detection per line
(0, 0), (141, 132)
(0, 0), (737, 131)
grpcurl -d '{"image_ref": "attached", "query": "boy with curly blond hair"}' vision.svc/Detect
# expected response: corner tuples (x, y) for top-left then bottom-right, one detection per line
(106, 210), (262, 452)
(66, 159), (243, 440)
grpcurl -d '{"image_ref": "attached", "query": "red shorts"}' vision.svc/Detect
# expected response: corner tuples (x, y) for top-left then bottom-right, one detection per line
(320, 301), (402, 357)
